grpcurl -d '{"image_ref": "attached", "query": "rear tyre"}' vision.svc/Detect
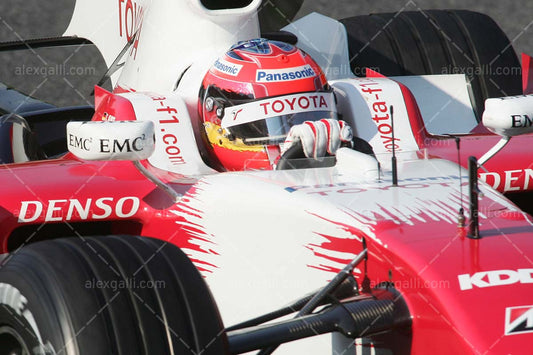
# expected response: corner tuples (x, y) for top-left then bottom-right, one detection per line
(0, 236), (228, 354)
(340, 10), (522, 119)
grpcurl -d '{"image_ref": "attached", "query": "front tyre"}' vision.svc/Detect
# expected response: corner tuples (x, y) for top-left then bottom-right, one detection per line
(0, 236), (228, 355)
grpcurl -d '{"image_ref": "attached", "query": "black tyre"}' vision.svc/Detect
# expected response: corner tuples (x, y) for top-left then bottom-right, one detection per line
(0, 236), (228, 354)
(340, 10), (522, 119)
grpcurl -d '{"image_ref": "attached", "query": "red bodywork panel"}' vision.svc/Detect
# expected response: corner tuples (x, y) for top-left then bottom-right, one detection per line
(426, 134), (533, 192)
(370, 217), (533, 353)
(522, 53), (533, 95)
(322, 197), (533, 353)
(0, 155), (195, 252)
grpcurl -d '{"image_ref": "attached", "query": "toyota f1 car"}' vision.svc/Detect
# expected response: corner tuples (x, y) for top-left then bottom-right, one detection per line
(1, 0), (533, 354)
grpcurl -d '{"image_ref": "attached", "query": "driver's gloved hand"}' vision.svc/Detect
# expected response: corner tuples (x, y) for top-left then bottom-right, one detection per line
(282, 119), (353, 159)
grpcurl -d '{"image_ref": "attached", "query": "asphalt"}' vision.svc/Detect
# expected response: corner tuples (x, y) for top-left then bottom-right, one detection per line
(0, 0), (532, 106)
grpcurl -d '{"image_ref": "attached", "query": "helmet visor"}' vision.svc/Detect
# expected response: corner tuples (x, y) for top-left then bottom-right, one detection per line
(221, 92), (337, 145)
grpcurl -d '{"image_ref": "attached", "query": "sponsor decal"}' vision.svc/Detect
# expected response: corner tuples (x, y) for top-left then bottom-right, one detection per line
(18, 197), (140, 223)
(511, 114), (533, 128)
(99, 134), (148, 153)
(285, 175), (465, 194)
(480, 168), (533, 192)
(160, 133), (185, 165)
(213, 58), (243, 76)
(69, 133), (148, 154)
(118, 0), (145, 59)
(357, 78), (401, 153)
(102, 112), (116, 121)
(258, 95), (330, 115)
(222, 92), (335, 129)
(151, 96), (186, 166)
(66, 121), (155, 161)
(68, 134), (92, 152)
(505, 305), (533, 335)
(256, 65), (316, 82)
(458, 269), (533, 290)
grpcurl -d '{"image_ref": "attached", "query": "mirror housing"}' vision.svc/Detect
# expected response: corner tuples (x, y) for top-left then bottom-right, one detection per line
(482, 95), (533, 137)
(67, 121), (155, 161)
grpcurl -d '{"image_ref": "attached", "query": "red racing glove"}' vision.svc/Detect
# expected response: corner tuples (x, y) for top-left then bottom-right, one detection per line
(282, 119), (353, 159)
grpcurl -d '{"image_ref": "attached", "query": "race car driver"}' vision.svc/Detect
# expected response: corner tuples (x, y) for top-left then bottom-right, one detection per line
(198, 38), (353, 171)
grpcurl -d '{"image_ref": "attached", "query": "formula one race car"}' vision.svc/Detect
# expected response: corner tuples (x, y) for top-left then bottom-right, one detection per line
(1, 1), (533, 354)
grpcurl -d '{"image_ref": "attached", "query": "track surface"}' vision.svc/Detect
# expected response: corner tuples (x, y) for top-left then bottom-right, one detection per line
(0, 0), (531, 106)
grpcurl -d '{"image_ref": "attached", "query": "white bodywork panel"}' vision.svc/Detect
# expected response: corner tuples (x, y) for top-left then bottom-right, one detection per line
(120, 92), (216, 175)
(65, 0), (262, 100)
(64, 0), (138, 70)
(283, 12), (355, 81)
(332, 77), (420, 157)
(393, 74), (479, 134)
(116, 0), (260, 99)
(171, 157), (524, 354)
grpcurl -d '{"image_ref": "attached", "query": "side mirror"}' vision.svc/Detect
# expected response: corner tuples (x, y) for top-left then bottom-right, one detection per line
(482, 95), (533, 137)
(67, 121), (155, 161)
(67, 120), (181, 202)
(479, 95), (533, 166)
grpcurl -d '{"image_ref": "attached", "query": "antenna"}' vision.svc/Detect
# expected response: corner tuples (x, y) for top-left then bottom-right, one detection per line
(468, 156), (480, 239)
(390, 105), (398, 186)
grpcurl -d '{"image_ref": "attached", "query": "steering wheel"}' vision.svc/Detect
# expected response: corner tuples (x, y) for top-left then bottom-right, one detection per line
(275, 141), (336, 170)
(275, 137), (375, 170)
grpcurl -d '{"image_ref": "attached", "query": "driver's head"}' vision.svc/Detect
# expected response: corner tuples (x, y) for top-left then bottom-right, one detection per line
(198, 38), (336, 171)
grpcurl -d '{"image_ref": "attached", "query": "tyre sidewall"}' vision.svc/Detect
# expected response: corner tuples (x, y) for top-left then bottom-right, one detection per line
(0, 269), (72, 355)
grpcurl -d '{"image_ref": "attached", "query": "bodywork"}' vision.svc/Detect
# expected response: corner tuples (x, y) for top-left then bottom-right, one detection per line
(1, 0), (533, 353)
